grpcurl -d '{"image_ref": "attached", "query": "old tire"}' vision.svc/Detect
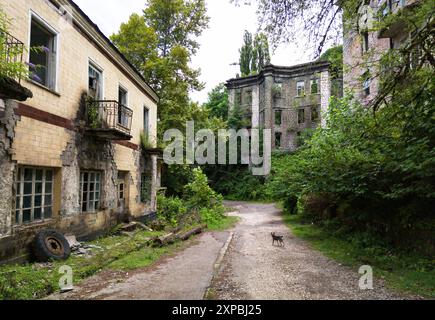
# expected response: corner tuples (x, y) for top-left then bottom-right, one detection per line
(33, 229), (71, 262)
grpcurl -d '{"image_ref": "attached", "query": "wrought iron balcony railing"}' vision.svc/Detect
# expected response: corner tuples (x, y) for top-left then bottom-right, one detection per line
(1, 29), (24, 80)
(86, 100), (133, 140)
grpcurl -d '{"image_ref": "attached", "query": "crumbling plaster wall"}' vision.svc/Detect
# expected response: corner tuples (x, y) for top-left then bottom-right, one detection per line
(0, 99), (19, 238)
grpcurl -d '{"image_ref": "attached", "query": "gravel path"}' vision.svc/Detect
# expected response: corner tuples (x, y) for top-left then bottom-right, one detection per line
(48, 232), (230, 300)
(48, 201), (418, 300)
(210, 201), (416, 300)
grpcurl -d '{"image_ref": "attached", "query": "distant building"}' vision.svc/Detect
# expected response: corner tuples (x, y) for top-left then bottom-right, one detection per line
(343, 0), (422, 104)
(226, 61), (340, 151)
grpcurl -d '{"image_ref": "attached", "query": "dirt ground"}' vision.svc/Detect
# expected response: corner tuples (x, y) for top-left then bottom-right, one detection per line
(48, 201), (418, 300)
(210, 201), (417, 300)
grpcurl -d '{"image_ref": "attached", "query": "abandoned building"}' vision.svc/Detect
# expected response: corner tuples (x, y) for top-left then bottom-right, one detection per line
(0, 0), (161, 263)
(343, 0), (422, 103)
(226, 61), (340, 151)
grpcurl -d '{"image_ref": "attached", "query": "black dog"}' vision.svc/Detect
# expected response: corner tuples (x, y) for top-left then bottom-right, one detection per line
(271, 232), (284, 247)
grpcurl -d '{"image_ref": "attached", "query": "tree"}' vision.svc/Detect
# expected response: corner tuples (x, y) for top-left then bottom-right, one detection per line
(203, 83), (229, 121)
(110, 0), (210, 137)
(239, 30), (271, 76)
(239, 31), (253, 77)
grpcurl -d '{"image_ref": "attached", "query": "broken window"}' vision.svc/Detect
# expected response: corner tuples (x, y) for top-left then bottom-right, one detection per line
(143, 107), (150, 137)
(118, 86), (129, 127)
(362, 31), (369, 53)
(29, 17), (57, 89)
(141, 173), (152, 203)
(363, 72), (371, 97)
(298, 108), (305, 124)
(15, 167), (54, 224)
(88, 62), (103, 100)
(311, 105), (320, 122)
(297, 81), (305, 97)
(275, 110), (282, 126)
(310, 79), (319, 94)
(80, 171), (101, 213)
(275, 132), (282, 148)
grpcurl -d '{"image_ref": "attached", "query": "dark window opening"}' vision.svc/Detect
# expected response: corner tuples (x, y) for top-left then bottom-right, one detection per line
(298, 108), (305, 124)
(311, 106), (320, 122)
(275, 132), (282, 148)
(88, 63), (102, 100)
(275, 110), (282, 126)
(29, 18), (56, 89)
(118, 86), (128, 126)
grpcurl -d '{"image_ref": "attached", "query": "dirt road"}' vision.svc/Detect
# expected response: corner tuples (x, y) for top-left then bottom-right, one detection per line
(49, 201), (414, 300)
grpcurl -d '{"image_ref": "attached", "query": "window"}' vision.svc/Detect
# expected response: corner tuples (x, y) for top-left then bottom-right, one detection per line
(310, 79), (319, 94)
(118, 181), (125, 200)
(297, 81), (305, 97)
(298, 108), (305, 124)
(245, 90), (253, 105)
(275, 132), (282, 148)
(363, 73), (371, 96)
(118, 86), (128, 126)
(259, 111), (265, 128)
(80, 171), (101, 213)
(275, 110), (282, 126)
(88, 62), (103, 100)
(143, 107), (149, 137)
(29, 16), (57, 89)
(311, 106), (320, 122)
(362, 32), (369, 53)
(141, 173), (151, 203)
(15, 167), (53, 224)
(235, 91), (242, 105)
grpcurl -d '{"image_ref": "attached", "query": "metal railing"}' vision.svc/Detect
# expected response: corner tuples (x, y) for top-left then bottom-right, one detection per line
(86, 100), (133, 136)
(1, 29), (24, 81)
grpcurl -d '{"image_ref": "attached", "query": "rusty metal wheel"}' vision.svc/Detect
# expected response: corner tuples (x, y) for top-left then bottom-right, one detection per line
(33, 229), (71, 262)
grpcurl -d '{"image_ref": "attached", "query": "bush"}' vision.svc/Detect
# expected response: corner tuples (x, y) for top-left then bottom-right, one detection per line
(157, 195), (187, 227)
(183, 168), (223, 210)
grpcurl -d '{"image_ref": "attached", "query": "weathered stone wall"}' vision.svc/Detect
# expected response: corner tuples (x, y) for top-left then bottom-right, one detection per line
(0, 100), (19, 238)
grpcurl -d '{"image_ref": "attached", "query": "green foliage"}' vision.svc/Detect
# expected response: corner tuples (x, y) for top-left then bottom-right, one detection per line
(110, 0), (210, 139)
(0, 9), (28, 80)
(285, 213), (435, 298)
(157, 194), (187, 227)
(203, 83), (229, 120)
(239, 30), (271, 76)
(140, 132), (155, 149)
(183, 167), (223, 210)
(86, 98), (101, 129)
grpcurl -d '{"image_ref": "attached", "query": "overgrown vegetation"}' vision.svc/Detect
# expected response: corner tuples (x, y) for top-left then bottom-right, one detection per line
(284, 213), (435, 298)
(157, 168), (236, 230)
(0, 230), (168, 300)
(0, 8), (28, 80)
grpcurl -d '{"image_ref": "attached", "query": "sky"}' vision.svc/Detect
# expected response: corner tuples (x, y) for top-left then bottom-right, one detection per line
(73, 0), (312, 104)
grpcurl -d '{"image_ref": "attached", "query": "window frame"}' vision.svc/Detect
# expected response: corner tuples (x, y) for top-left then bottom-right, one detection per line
(296, 81), (305, 97)
(88, 60), (104, 100)
(80, 171), (101, 213)
(28, 11), (59, 91)
(298, 108), (306, 124)
(143, 106), (150, 137)
(275, 110), (282, 126)
(311, 105), (321, 122)
(310, 78), (319, 94)
(15, 166), (54, 225)
(275, 132), (282, 149)
(118, 85), (129, 127)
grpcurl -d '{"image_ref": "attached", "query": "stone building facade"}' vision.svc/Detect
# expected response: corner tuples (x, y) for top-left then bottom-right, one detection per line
(0, 0), (160, 263)
(226, 61), (335, 151)
(343, 0), (421, 103)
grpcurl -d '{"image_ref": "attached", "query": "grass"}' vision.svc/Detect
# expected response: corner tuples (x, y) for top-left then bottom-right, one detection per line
(283, 213), (435, 299)
(206, 215), (240, 231)
(0, 210), (240, 300)
(0, 229), (180, 300)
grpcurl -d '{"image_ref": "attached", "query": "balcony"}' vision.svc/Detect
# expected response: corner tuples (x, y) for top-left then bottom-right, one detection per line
(86, 100), (133, 140)
(378, 0), (421, 38)
(1, 29), (24, 73)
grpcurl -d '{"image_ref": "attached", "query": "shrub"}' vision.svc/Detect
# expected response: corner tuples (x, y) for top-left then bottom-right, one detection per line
(157, 194), (187, 227)
(183, 168), (223, 210)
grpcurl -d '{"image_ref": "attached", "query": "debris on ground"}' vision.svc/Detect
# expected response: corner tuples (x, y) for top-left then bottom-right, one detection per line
(65, 235), (103, 257)
(152, 224), (207, 247)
